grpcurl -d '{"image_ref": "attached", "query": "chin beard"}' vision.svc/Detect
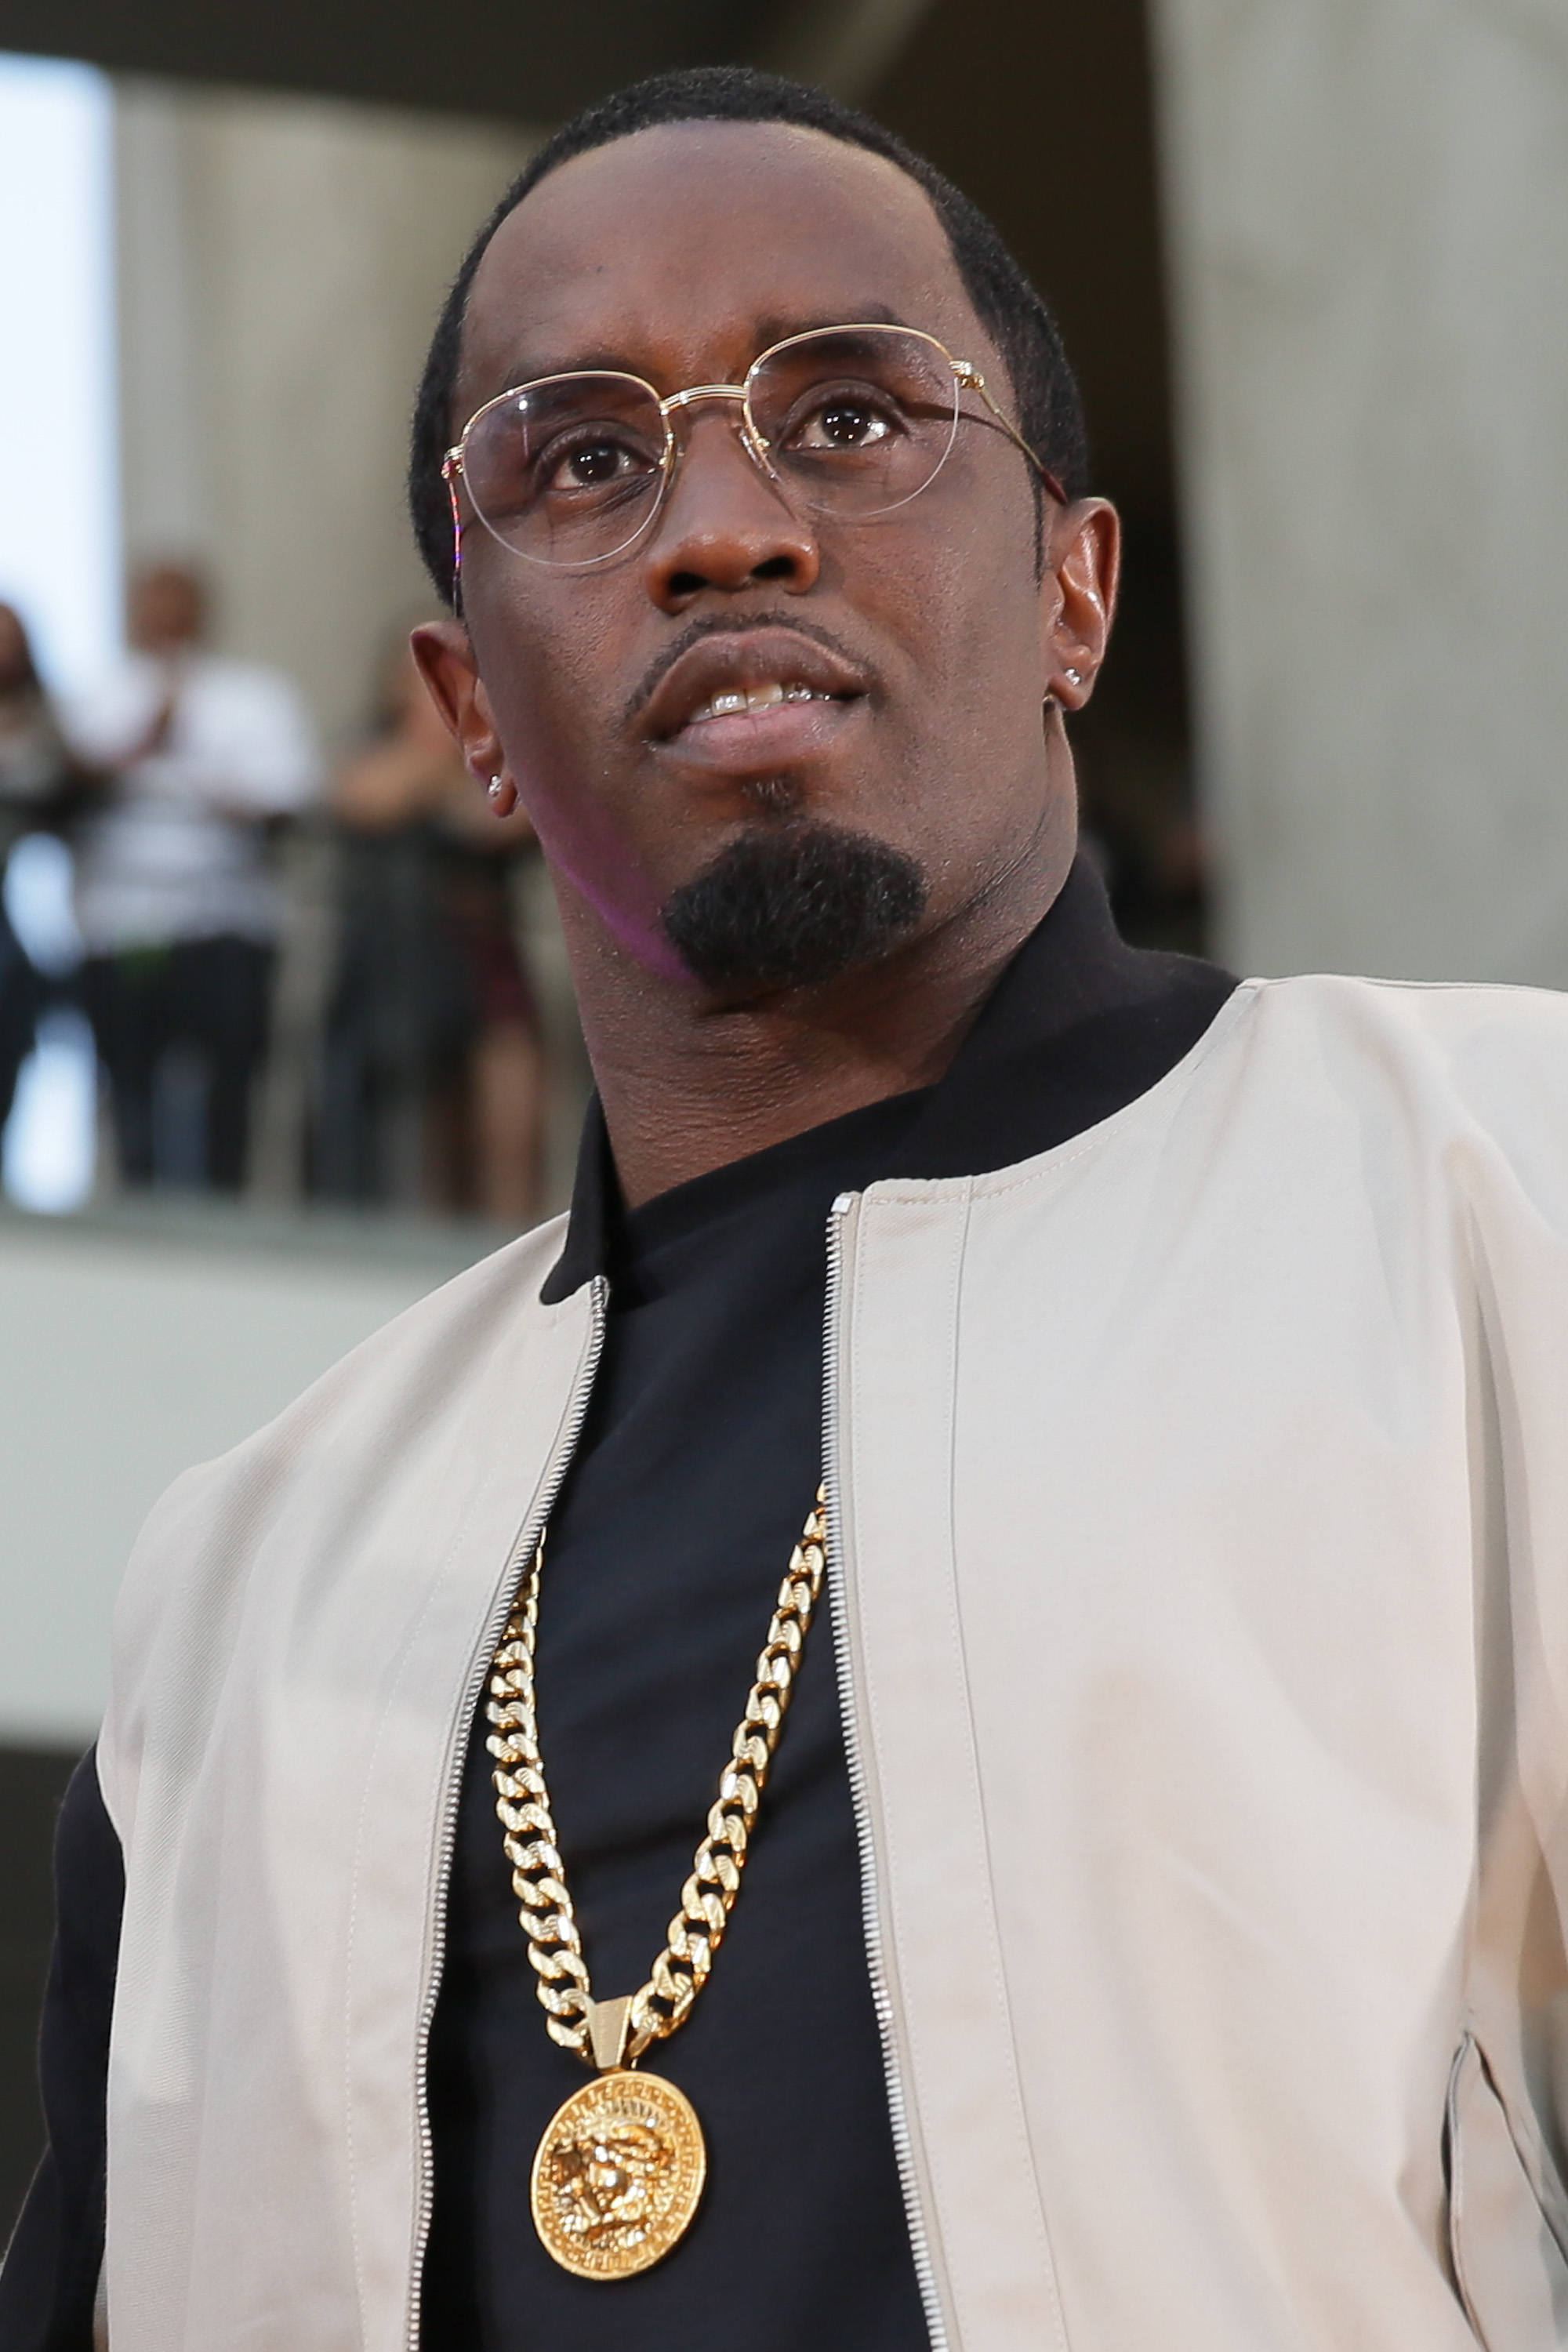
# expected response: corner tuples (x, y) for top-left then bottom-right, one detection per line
(661, 821), (928, 996)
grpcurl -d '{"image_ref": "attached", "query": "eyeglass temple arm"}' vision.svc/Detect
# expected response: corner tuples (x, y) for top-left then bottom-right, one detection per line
(955, 366), (1068, 506)
(441, 451), (466, 599)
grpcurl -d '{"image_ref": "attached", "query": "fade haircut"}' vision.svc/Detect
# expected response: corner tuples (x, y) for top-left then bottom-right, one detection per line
(408, 64), (1090, 606)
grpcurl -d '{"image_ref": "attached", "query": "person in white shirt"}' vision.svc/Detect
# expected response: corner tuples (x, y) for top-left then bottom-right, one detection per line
(66, 563), (320, 1190)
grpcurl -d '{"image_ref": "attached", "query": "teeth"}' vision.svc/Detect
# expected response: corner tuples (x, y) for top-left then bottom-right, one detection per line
(688, 681), (832, 725)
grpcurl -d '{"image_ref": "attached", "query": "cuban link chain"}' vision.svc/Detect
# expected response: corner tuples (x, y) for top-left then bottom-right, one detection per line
(487, 1486), (827, 2064)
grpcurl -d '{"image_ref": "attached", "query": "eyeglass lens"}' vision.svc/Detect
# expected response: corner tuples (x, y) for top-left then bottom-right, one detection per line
(458, 325), (964, 568)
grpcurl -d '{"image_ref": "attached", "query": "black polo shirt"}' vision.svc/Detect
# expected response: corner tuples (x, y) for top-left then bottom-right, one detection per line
(1, 857), (1234, 2350)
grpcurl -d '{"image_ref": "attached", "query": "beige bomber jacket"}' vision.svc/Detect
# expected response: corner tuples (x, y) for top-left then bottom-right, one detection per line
(97, 973), (1568, 2350)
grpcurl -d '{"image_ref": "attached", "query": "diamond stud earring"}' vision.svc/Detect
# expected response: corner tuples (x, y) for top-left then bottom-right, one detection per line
(1065, 667), (1083, 687)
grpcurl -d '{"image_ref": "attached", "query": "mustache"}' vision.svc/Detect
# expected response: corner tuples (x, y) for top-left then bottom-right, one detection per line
(621, 612), (869, 733)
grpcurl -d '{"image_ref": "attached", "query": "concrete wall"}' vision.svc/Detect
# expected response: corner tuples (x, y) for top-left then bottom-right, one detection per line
(0, 1210), (498, 1745)
(1152, 0), (1568, 984)
(114, 79), (535, 743)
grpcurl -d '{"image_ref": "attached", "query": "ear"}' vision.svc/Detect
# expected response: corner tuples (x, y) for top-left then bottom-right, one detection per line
(410, 619), (517, 811)
(1038, 498), (1121, 712)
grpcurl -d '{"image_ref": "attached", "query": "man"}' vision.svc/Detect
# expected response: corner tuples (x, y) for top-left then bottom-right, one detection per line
(5, 64), (1568, 2352)
(67, 562), (319, 1190)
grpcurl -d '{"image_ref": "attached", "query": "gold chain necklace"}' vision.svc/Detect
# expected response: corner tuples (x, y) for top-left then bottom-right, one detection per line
(487, 1486), (827, 2279)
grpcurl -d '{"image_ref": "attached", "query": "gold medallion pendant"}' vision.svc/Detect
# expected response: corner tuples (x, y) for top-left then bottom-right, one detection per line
(530, 2068), (706, 2279)
(488, 1491), (829, 2278)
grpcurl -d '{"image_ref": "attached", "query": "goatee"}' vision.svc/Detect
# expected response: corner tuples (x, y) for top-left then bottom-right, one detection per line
(662, 822), (928, 996)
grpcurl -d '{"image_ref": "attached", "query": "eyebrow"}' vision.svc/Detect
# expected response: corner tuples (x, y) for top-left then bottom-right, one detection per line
(485, 305), (915, 397)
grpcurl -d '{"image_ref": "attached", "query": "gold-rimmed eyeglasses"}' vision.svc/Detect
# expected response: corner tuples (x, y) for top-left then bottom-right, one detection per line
(441, 321), (1065, 576)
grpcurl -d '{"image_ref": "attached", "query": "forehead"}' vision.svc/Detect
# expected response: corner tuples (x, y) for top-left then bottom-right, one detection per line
(458, 120), (988, 412)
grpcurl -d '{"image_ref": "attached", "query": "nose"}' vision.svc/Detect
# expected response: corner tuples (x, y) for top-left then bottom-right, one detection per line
(643, 401), (820, 609)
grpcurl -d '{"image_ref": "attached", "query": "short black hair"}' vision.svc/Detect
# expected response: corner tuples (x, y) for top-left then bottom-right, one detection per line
(408, 64), (1089, 605)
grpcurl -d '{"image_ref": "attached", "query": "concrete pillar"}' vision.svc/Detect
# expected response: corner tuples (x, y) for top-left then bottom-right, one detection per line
(1151, 0), (1568, 984)
(113, 80), (535, 742)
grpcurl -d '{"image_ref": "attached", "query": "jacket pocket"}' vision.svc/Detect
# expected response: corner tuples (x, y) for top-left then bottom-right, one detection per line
(1447, 2031), (1568, 2348)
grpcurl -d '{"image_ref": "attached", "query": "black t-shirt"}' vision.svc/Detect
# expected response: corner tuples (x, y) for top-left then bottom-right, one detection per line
(1, 858), (1236, 2350)
(422, 1087), (937, 2348)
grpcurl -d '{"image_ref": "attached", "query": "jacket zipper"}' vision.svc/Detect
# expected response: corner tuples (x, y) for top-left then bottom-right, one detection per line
(405, 1273), (609, 2351)
(823, 1194), (950, 2352)
(404, 1224), (950, 2345)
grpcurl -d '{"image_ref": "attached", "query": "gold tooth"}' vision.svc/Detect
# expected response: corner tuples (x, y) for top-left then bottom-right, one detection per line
(689, 680), (828, 724)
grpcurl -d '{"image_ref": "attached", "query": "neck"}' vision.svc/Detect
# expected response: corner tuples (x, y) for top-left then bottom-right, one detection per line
(561, 812), (1076, 1210)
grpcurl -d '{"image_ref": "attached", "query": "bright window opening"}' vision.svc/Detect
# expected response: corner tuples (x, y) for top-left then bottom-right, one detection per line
(0, 51), (118, 1210)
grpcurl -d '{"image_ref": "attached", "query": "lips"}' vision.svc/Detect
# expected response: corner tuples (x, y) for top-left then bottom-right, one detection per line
(640, 627), (870, 753)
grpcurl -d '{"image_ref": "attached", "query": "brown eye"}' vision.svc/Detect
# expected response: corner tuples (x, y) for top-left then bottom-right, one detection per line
(567, 442), (626, 483)
(793, 397), (895, 452)
(544, 435), (651, 493)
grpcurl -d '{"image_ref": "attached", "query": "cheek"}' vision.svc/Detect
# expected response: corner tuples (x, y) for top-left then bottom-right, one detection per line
(466, 583), (689, 980)
(932, 508), (1047, 717)
(471, 575), (615, 764)
(468, 572), (624, 847)
(858, 509), (1049, 835)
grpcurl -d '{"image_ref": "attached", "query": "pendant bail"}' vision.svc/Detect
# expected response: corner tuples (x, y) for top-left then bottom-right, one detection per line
(585, 1994), (633, 2071)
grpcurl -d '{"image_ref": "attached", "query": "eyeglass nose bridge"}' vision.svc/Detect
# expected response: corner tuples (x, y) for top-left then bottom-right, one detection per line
(657, 382), (779, 485)
(659, 383), (749, 410)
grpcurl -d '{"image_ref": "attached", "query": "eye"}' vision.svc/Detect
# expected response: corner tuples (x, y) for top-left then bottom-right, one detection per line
(538, 430), (659, 496)
(789, 391), (900, 453)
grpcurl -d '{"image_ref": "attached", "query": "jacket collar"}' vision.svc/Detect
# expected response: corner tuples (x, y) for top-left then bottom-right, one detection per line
(542, 854), (1234, 1302)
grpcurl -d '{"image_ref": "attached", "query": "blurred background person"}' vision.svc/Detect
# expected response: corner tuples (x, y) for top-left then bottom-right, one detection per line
(0, 602), (83, 1134)
(65, 561), (321, 1193)
(314, 632), (544, 1224)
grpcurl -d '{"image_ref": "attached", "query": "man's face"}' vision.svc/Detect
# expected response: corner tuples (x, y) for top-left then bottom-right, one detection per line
(129, 565), (205, 656)
(421, 122), (1106, 999)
